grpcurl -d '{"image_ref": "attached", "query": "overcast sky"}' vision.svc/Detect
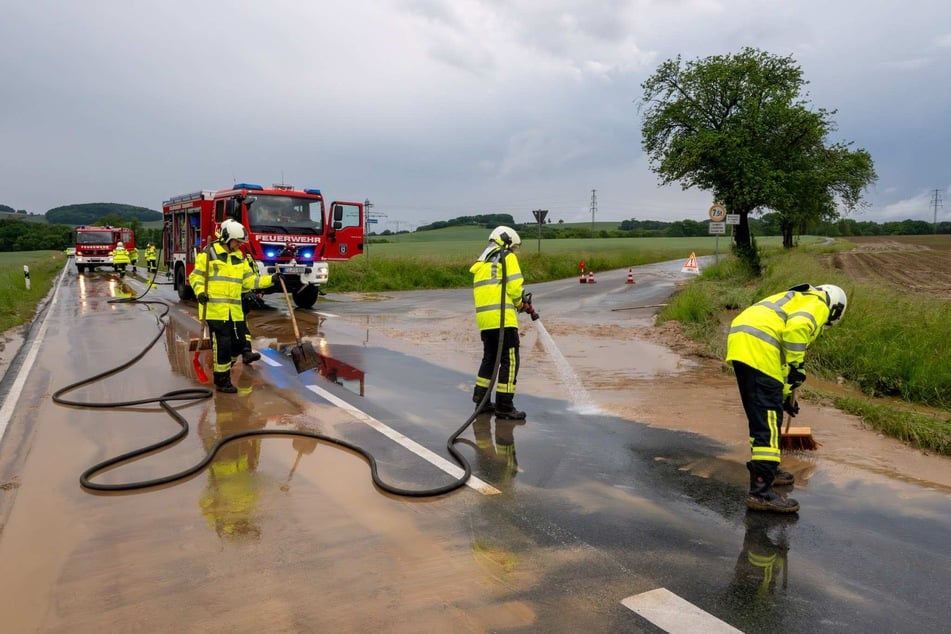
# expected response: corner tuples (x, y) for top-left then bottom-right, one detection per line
(2, 1), (949, 230)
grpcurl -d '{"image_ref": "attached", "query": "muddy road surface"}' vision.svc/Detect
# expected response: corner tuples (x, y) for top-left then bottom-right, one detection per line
(0, 257), (949, 633)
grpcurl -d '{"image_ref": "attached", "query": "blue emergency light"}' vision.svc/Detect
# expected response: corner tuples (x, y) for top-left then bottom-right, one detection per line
(304, 188), (321, 195)
(234, 183), (264, 191)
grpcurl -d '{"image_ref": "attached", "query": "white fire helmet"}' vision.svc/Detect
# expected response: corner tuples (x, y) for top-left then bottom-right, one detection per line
(489, 226), (521, 250)
(219, 218), (248, 244)
(816, 284), (847, 325)
(117, 242), (124, 248)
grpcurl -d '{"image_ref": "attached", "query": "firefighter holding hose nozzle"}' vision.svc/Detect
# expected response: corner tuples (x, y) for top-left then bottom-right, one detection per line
(470, 226), (538, 420)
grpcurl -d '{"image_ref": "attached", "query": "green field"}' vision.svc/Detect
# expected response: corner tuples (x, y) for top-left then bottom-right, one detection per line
(0, 251), (67, 331)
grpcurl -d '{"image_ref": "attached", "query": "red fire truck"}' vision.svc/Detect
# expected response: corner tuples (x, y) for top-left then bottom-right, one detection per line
(162, 182), (364, 308)
(73, 225), (136, 274)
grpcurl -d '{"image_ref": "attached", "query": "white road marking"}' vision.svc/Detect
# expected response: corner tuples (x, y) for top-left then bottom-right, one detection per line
(621, 588), (742, 633)
(304, 384), (500, 496)
(0, 267), (67, 444)
(258, 354), (281, 367)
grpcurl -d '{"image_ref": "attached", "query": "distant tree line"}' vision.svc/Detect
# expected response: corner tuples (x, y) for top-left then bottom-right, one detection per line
(0, 219), (73, 251)
(514, 215), (949, 240)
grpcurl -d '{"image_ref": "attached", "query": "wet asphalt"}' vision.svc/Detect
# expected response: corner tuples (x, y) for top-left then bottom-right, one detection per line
(0, 262), (949, 632)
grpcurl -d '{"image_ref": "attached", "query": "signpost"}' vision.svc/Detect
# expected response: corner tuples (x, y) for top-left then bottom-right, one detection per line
(532, 209), (548, 254)
(708, 204), (728, 264)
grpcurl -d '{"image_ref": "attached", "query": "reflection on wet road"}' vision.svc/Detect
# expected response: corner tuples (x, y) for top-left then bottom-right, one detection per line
(0, 264), (948, 632)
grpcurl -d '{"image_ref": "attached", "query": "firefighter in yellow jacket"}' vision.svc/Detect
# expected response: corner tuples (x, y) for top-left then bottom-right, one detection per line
(189, 219), (277, 393)
(470, 226), (536, 419)
(144, 243), (158, 273)
(111, 241), (131, 276)
(726, 283), (848, 513)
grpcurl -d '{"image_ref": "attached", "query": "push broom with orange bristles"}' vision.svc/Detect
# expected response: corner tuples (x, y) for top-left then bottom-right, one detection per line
(780, 389), (820, 451)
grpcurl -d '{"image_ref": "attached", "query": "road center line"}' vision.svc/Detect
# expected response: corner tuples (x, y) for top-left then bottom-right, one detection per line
(304, 384), (500, 496)
(621, 587), (741, 633)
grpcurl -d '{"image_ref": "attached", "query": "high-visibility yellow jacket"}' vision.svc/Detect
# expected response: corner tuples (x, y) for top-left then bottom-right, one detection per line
(129, 247), (138, 263)
(470, 243), (524, 331)
(145, 245), (157, 261)
(189, 242), (274, 321)
(111, 246), (131, 265)
(726, 288), (830, 386)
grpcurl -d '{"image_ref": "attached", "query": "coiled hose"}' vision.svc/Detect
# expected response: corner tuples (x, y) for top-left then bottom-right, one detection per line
(53, 250), (516, 497)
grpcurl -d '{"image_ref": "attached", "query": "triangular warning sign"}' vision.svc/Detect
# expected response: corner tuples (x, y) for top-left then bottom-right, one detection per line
(681, 252), (701, 275)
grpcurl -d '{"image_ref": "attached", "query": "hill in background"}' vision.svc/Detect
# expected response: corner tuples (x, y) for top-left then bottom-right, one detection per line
(46, 203), (161, 226)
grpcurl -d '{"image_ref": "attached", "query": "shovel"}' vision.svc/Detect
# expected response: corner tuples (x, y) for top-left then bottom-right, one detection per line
(278, 275), (321, 374)
(190, 243), (212, 383)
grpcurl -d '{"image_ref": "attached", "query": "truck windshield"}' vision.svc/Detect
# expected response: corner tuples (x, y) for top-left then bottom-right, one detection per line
(76, 231), (115, 245)
(248, 196), (322, 234)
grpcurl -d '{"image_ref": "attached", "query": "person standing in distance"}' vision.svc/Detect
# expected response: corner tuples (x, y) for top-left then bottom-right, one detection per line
(726, 283), (848, 513)
(470, 226), (536, 420)
(144, 243), (158, 274)
(189, 219), (276, 393)
(111, 241), (131, 277)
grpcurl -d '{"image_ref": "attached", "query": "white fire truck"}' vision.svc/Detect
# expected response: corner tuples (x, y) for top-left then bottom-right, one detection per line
(162, 182), (364, 308)
(73, 225), (136, 273)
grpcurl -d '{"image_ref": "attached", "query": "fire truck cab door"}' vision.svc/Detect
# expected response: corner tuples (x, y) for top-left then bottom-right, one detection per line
(326, 201), (364, 260)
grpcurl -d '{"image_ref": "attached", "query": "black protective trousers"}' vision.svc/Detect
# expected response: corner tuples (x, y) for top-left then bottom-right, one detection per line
(477, 327), (520, 395)
(732, 361), (784, 466)
(207, 318), (243, 374)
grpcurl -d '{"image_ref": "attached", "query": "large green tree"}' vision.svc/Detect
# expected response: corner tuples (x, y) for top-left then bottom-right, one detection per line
(639, 47), (876, 254)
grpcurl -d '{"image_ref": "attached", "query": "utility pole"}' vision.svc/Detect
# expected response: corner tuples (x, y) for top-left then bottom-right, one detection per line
(589, 189), (597, 232)
(932, 189), (943, 234)
(364, 198), (373, 260)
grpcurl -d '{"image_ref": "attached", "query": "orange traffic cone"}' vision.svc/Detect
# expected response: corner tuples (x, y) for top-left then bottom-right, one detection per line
(587, 270), (596, 284)
(626, 268), (635, 285)
(579, 267), (587, 283)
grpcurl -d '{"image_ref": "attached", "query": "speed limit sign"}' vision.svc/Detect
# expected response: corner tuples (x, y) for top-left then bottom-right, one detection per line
(708, 204), (727, 222)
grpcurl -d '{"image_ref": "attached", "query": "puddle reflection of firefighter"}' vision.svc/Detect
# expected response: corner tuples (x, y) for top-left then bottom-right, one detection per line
(727, 513), (796, 610)
(198, 374), (267, 540)
(470, 414), (523, 487)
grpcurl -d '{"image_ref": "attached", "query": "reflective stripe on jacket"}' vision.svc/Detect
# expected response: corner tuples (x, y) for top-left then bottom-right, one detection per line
(189, 243), (274, 321)
(725, 289), (830, 384)
(470, 245), (523, 331)
(110, 247), (131, 265)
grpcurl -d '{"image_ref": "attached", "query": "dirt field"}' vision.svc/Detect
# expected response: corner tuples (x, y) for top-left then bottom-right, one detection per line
(826, 234), (951, 298)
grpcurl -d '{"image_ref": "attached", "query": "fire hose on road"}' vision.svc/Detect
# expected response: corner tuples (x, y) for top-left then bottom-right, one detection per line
(52, 251), (533, 497)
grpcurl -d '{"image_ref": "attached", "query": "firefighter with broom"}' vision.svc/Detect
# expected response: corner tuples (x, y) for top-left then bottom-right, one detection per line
(726, 283), (848, 513)
(190, 219), (277, 393)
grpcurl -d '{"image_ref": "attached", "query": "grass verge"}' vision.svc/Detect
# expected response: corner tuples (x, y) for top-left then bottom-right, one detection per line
(659, 243), (951, 455)
(0, 251), (67, 332)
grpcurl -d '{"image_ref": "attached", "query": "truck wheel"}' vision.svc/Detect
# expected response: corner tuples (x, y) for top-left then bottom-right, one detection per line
(292, 285), (319, 309)
(76, 264), (84, 273)
(176, 265), (194, 301)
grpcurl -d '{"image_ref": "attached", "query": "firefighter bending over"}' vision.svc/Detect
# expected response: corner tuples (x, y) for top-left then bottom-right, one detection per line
(190, 219), (277, 393)
(470, 226), (537, 420)
(726, 283), (848, 513)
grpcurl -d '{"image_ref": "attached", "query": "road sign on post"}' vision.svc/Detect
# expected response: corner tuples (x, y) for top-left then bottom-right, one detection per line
(532, 209), (548, 253)
(708, 204), (727, 222)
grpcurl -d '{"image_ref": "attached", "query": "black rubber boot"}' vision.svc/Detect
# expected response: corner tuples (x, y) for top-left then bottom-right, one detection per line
(746, 461), (799, 513)
(495, 393), (526, 420)
(472, 386), (495, 414)
(242, 350), (261, 365)
(214, 371), (237, 394)
(773, 468), (795, 487)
